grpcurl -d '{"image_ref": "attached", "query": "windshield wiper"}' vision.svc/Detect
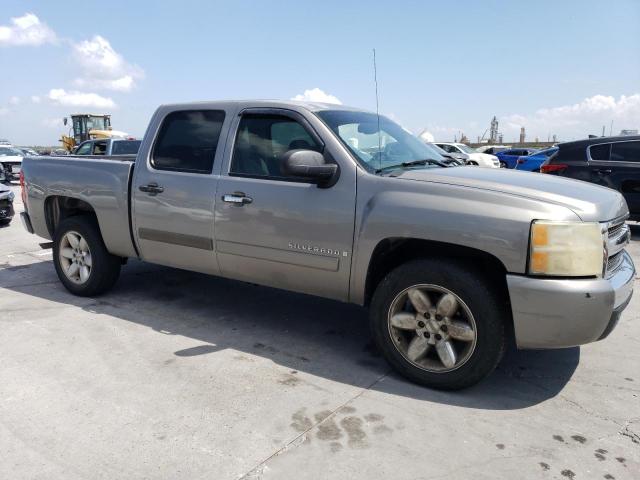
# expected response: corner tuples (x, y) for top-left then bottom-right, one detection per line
(375, 158), (447, 174)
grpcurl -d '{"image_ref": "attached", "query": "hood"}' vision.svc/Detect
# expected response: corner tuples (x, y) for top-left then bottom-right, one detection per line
(0, 155), (23, 163)
(393, 166), (628, 222)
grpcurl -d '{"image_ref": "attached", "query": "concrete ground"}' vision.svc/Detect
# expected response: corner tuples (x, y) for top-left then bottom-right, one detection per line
(1, 183), (638, 480)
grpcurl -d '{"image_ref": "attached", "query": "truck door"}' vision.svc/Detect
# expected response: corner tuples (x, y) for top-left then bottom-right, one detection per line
(213, 108), (356, 301)
(132, 108), (230, 274)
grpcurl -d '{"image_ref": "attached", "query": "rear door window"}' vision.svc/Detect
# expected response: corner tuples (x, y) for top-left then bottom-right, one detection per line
(589, 143), (611, 161)
(112, 140), (141, 155)
(92, 141), (107, 155)
(152, 110), (226, 174)
(610, 141), (640, 162)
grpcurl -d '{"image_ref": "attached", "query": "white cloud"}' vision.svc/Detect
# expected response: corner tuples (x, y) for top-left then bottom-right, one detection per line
(8, 96), (20, 105)
(72, 35), (143, 92)
(0, 13), (57, 47)
(0, 107), (9, 116)
(291, 88), (342, 105)
(42, 118), (63, 128)
(31, 95), (41, 103)
(502, 94), (640, 140)
(47, 88), (116, 109)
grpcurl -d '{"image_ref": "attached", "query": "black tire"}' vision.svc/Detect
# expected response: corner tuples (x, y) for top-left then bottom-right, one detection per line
(369, 258), (506, 390)
(53, 216), (121, 296)
(0, 218), (11, 226)
(499, 161), (508, 168)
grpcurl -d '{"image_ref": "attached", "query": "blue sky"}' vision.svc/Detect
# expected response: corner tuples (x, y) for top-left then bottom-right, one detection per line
(1, 0), (639, 145)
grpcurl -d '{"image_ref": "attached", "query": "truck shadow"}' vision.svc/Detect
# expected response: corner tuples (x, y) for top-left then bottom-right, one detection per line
(3, 259), (579, 410)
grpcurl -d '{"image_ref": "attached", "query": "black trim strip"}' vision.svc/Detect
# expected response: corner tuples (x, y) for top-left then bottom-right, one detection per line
(127, 163), (140, 258)
(138, 228), (213, 250)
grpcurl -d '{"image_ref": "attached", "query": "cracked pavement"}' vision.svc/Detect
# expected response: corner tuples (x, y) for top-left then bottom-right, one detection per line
(1, 184), (639, 479)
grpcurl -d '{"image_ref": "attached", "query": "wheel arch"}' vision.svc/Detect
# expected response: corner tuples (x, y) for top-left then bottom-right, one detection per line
(363, 237), (509, 308)
(44, 195), (100, 239)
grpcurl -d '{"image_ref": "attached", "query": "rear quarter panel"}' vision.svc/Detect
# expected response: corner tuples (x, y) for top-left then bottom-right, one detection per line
(22, 156), (137, 258)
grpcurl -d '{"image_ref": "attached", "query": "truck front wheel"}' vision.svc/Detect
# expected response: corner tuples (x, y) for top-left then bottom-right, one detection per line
(53, 216), (121, 296)
(369, 258), (506, 390)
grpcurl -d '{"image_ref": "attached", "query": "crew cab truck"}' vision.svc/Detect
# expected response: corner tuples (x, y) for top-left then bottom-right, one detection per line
(20, 101), (635, 390)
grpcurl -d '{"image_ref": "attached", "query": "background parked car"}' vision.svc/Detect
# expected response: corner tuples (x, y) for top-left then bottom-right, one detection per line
(434, 142), (500, 168)
(16, 147), (39, 156)
(0, 145), (23, 183)
(475, 145), (511, 155)
(0, 183), (15, 225)
(495, 148), (539, 168)
(428, 142), (468, 164)
(514, 147), (559, 172)
(541, 136), (640, 219)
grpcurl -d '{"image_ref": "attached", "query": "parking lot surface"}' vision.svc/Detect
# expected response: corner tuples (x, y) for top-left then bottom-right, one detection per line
(1, 184), (639, 479)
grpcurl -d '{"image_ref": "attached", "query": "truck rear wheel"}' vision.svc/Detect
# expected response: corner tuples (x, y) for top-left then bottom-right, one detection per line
(369, 258), (506, 390)
(53, 216), (121, 296)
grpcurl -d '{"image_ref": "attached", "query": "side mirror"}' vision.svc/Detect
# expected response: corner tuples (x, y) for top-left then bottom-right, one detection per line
(281, 149), (339, 188)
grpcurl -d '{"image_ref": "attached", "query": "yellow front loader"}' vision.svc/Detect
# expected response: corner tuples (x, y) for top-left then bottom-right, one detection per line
(60, 114), (128, 152)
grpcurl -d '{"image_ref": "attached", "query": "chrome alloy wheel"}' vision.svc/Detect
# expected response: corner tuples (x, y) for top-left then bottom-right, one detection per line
(59, 230), (92, 284)
(387, 284), (477, 373)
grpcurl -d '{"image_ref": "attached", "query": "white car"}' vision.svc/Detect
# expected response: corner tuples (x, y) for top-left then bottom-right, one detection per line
(0, 145), (24, 183)
(434, 142), (500, 168)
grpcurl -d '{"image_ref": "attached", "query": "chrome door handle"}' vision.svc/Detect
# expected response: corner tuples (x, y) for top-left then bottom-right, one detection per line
(222, 192), (253, 206)
(139, 183), (164, 195)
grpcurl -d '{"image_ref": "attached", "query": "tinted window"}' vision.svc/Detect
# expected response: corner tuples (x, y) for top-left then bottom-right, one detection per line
(75, 142), (92, 155)
(112, 140), (141, 155)
(610, 141), (640, 162)
(230, 114), (321, 178)
(589, 143), (611, 161)
(152, 110), (225, 173)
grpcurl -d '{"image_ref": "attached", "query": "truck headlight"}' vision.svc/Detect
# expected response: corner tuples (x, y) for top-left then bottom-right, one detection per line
(529, 221), (604, 277)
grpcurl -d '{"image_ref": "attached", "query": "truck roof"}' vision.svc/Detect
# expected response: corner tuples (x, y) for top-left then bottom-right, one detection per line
(156, 99), (370, 113)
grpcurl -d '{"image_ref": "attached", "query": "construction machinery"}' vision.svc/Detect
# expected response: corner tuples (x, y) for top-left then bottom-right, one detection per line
(60, 114), (128, 152)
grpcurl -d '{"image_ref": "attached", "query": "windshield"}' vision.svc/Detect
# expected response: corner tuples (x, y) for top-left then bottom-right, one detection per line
(456, 144), (477, 154)
(112, 140), (141, 155)
(316, 110), (445, 172)
(86, 116), (110, 131)
(0, 147), (23, 156)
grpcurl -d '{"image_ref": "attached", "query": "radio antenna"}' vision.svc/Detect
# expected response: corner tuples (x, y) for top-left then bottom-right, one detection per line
(373, 48), (382, 171)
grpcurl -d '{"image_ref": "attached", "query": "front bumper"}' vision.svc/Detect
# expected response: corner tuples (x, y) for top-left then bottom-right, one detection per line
(507, 251), (635, 349)
(0, 200), (14, 221)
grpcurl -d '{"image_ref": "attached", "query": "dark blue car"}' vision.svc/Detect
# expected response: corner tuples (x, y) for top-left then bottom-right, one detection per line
(514, 147), (559, 172)
(496, 148), (539, 168)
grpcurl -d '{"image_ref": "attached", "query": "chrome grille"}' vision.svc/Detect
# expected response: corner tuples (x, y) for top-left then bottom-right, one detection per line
(605, 218), (630, 278)
(608, 222), (625, 238)
(607, 251), (625, 275)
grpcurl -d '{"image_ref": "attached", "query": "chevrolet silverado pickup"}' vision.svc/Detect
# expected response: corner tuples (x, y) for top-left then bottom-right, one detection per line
(20, 101), (635, 389)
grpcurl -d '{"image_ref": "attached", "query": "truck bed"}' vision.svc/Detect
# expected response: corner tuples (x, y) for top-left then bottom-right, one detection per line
(21, 155), (138, 258)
